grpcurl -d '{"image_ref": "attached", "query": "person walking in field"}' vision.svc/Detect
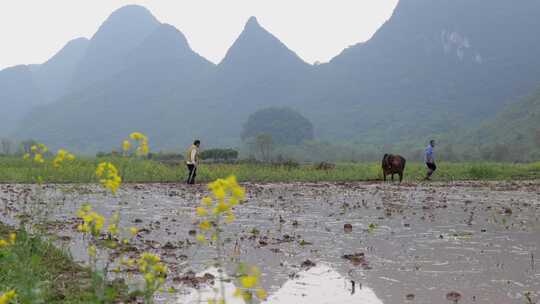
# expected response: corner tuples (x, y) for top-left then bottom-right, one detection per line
(186, 140), (200, 184)
(424, 139), (436, 180)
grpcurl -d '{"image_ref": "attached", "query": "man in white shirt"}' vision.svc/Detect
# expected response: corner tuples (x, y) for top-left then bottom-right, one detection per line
(186, 140), (200, 184)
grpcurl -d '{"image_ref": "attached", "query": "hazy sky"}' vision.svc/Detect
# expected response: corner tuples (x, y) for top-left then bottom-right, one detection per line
(0, 0), (399, 69)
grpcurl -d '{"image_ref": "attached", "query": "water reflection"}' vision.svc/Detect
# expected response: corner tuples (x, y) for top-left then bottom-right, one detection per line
(177, 267), (243, 304)
(177, 264), (383, 304)
(263, 264), (383, 304)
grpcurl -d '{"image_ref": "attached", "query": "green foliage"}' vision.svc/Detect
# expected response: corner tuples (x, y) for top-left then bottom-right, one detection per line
(467, 164), (497, 179)
(0, 224), (128, 303)
(0, 156), (538, 183)
(241, 108), (314, 145)
(254, 134), (273, 162)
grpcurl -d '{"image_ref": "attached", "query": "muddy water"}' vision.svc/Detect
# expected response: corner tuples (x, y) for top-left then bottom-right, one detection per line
(1, 181), (539, 304)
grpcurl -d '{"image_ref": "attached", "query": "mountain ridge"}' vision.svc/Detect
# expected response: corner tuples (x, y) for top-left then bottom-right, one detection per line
(4, 2), (540, 156)
(69, 5), (161, 92)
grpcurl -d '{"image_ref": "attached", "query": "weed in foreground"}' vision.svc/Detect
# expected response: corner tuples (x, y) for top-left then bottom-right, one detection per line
(195, 175), (267, 303)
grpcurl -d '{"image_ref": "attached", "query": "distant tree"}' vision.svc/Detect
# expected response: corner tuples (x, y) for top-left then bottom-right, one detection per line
(255, 134), (274, 162)
(1, 138), (14, 155)
(200, 148), (239, 162)
(241, 107), (314, 145)
(440, 143), (458, 161)
(480, 146), (493, 161)
(492, 144), (510, 162)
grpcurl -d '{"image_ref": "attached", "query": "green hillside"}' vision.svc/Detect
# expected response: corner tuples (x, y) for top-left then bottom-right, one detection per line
(459, 86), (540, 162)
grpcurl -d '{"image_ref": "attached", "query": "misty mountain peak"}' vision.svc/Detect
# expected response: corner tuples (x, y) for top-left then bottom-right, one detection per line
(245, 16), (260, 29)
(92, 5), (159, 41)
(71, 5), (160, 90)
(104, 5), (157, 26)
(219, 16), (307, 70)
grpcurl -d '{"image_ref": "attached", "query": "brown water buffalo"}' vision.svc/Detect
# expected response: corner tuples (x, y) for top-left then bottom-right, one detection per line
(382, 154), (406, 182)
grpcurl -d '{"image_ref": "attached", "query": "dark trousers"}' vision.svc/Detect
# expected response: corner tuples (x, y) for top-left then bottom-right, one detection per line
(426, 162), (437, 178)
(187, 164), (197, 184)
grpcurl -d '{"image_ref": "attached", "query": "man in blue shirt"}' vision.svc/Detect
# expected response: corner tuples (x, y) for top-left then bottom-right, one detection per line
(425, 140), (436, 180)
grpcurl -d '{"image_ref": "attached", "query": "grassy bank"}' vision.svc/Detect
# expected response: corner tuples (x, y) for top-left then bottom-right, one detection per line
(0, 156), (539, 183)
(0, 223), (128, 303)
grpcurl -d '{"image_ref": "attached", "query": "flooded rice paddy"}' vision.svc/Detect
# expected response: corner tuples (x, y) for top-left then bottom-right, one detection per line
(1, 181), (539, 303)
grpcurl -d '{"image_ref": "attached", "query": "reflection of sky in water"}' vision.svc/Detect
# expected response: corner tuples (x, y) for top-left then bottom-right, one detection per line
(178, 264), (383, 304)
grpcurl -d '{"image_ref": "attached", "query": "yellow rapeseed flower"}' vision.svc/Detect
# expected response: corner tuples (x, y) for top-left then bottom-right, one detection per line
(240, 276), (257, 289)
(38, 143), (48, 153)
(53, 149), (76, 168)
(241, 291), (253, 302)
(234, 263), (266, 301)
(33, 154), (44, 164)
(199, 221), (211, 231)
(0, 289), (17, 304)
(122, 140), (131, 152)
(213, 187), (226, 200)
(215, 201), (230, 213)
(144, 272), (155, 284)
(153, 263), (167, 274)
(129, 132), (144, 140)
(122, 258), (135, 267)
(137, 140), (149, 156)
(226, 211), (235, 224)
(77, 223), (89, 233)
(77, 205), (106, 236)
(141, 252), (161, 263)
(137, 252), (167, 294)
(25, 143), (49, 165)
(230, 197), (239, 206)
(201, 196), (212, 206)
(196, 176), (246, 241)
(127, 132), (150, 156)
(92, 212), (105, 232)
(9, 233), (16, 244)
(256, 288), (268, 300)
(107, 223), (119, 236)
(196, 207), (208, 217)
(88, 245), (97, 258)
(95, 162), (122, 194)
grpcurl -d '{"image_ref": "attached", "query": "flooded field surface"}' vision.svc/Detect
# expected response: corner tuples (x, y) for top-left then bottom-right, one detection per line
(1, 181), (539, 304)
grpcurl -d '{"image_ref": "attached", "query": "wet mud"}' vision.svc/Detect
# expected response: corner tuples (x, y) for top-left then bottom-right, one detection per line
(1, 180), (539, 303)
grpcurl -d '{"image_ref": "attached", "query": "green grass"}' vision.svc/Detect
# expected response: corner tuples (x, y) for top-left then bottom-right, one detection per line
(0, 224), (129, 303)
(0, 156), (539, 183)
